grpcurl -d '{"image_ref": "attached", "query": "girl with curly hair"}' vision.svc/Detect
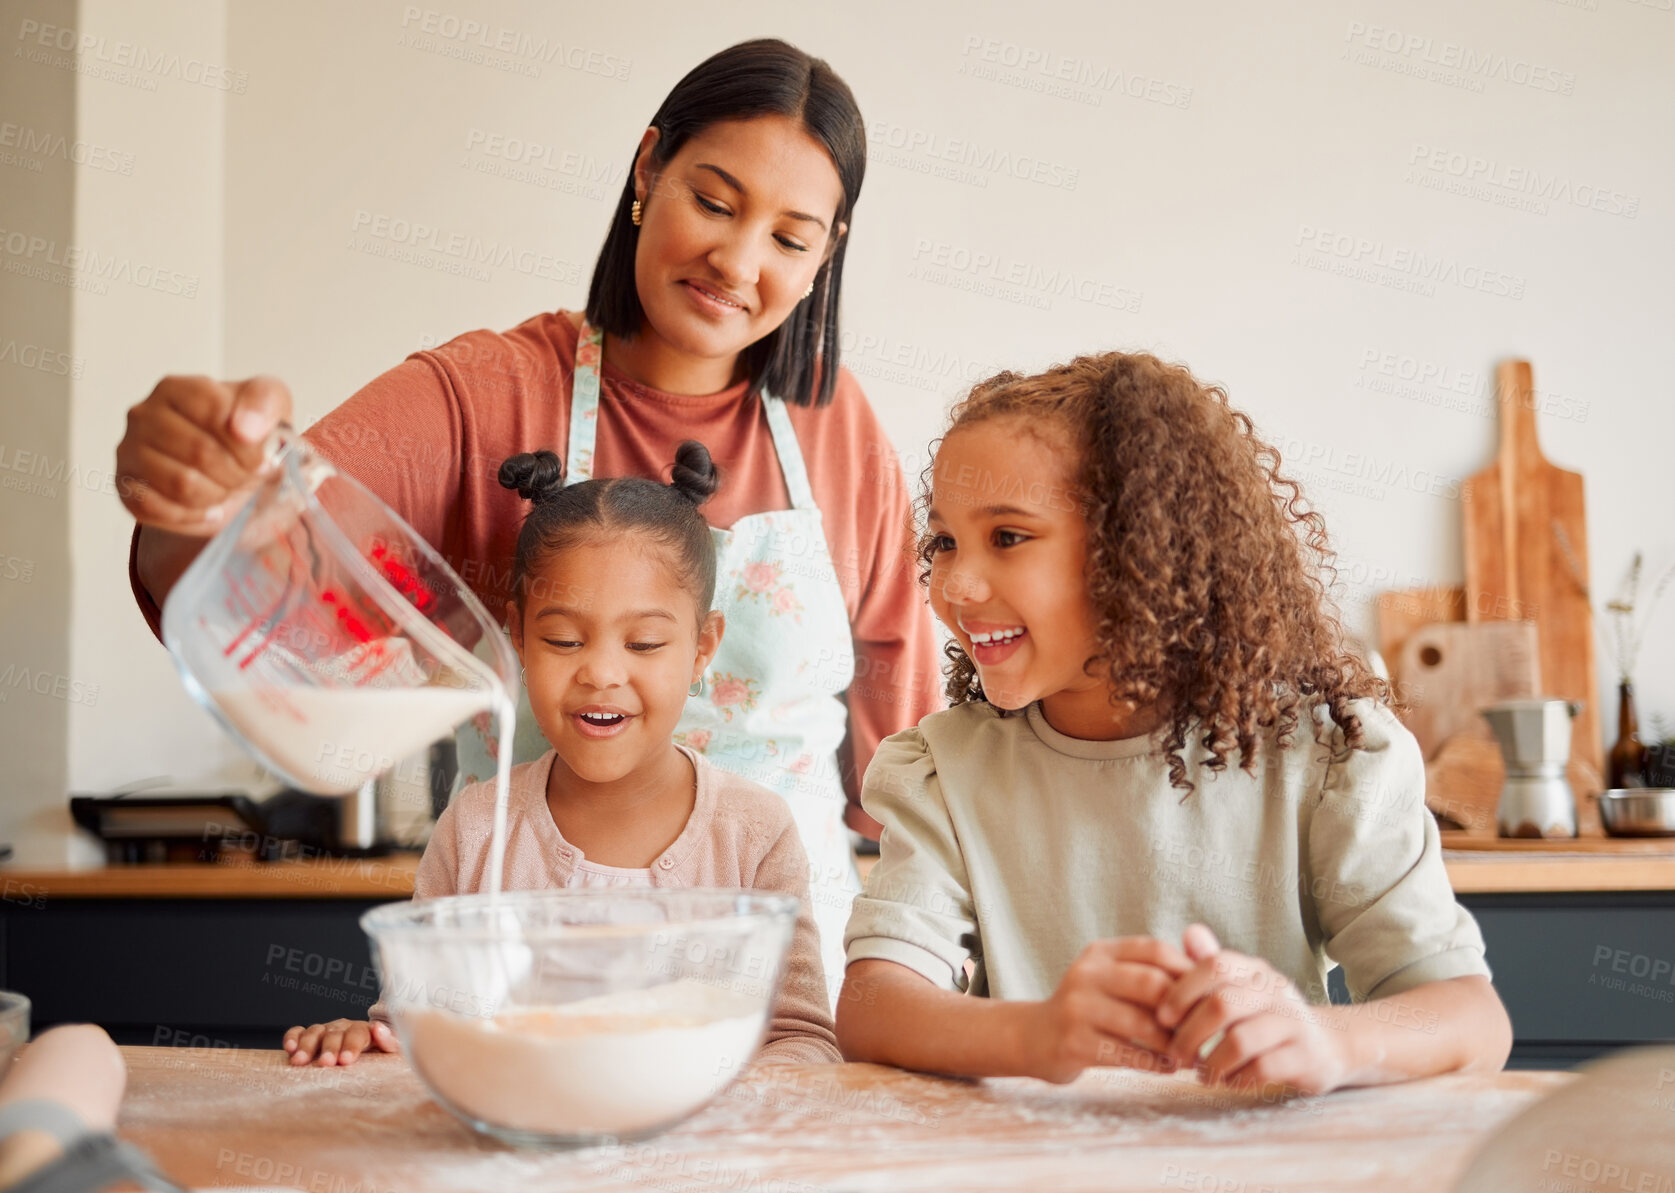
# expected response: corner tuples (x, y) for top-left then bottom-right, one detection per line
(837, 352), (1512, 1095)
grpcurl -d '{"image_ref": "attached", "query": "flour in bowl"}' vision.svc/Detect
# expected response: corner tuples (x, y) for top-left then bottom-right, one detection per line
(403, 979), (765, 1138)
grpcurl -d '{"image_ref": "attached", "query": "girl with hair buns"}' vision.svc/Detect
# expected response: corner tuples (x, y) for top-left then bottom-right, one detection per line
(285, 442), (839, 1067)
(119, 39), (942, 998)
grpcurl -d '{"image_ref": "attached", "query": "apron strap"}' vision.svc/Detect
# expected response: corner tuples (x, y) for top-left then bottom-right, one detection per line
(571, 316), (815, 512)
(759, 395), (817, 512)
(566, 318), (605, 484)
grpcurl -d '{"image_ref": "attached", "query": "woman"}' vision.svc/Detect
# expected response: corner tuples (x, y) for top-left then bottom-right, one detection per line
(117, 39), (941, 999)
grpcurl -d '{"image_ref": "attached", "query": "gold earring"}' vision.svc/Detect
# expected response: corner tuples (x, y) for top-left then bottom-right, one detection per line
(803, 280), (815, 299)
(630, 199), (643, 226)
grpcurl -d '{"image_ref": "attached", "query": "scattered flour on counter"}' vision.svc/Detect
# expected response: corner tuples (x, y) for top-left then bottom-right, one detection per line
(404, 979), (765, 1137)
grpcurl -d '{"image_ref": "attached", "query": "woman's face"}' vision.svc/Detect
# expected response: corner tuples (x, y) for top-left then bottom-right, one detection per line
(632, 115), (845, 368)
(508, 536), (723, 787)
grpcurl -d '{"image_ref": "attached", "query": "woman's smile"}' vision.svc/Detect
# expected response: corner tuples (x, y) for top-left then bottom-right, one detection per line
(680, 277), (750, 318)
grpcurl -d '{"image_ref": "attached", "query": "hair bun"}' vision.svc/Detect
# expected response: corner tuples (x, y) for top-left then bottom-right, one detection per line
(668, 440), (720, 507)
(498, 450), (566, 502)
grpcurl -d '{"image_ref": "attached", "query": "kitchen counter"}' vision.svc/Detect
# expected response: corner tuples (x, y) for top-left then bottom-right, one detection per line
(7, 841), (1673, 899)
(0, 851), (421, 899)
(6, 847), (1673, 1062)
(1442, 850), (1675, 893)
(113, 1045), (1570, 1192)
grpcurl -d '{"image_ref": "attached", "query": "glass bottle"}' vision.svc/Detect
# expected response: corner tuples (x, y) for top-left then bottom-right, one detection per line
(1608, 681), (1646, 789)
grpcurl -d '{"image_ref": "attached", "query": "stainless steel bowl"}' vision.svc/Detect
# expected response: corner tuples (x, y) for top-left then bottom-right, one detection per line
(1599, 788), (1675, 837)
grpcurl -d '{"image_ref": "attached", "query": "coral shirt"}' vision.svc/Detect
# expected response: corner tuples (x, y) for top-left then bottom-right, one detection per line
(129, 310), (942, 833)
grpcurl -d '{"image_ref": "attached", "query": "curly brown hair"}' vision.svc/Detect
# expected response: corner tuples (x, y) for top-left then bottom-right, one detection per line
(917, 351), (1389, 794)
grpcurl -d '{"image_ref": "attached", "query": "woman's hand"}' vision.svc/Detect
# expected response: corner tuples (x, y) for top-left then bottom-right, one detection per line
(1155, 924), (1347, 1096)
(1022, 938), (1192, 1084)
(282, 1018), (400, 1067)
(117, 374), (293, 536)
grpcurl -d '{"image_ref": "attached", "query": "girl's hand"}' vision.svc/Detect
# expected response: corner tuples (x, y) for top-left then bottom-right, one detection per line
(1024, 938), (1192, 1083)
(1155, 924), (1347, 1096)
(117, 374), (293, 536)
(283, 1018), (400, 1067)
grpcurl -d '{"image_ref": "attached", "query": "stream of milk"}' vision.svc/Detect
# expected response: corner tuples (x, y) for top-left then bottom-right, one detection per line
(222, 645), (763, 1139)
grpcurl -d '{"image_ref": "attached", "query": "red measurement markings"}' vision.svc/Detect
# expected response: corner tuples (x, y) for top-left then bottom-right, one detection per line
(320, 589), (373, 644)
(370, 542), (438, 615)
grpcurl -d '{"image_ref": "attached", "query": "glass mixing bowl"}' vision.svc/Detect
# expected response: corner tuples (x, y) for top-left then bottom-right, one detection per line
(361, 889), (798, 1148)
(0, 991), (29, 1068)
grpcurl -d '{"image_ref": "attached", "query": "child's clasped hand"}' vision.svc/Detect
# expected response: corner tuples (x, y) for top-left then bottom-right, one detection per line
(1025, 937), (1189, 1082)
(1029, 924), (1346, 1095)
(1155, 924), (1347, 1095)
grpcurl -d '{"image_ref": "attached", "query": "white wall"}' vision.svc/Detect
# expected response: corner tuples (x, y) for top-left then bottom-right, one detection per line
(0, 0), (77, 862)
(66, 0), (245, 805)
(3, 0), (1672, 852)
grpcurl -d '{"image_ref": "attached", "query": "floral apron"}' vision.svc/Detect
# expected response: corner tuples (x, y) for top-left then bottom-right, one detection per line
(455, 320), (858, 1006)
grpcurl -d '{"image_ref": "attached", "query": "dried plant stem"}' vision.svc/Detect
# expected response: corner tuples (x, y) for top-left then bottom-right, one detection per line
(1557, 529), (1675, 684)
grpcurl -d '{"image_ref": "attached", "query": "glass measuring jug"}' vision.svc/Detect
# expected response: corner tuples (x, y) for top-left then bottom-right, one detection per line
(161, 427), (518, 795)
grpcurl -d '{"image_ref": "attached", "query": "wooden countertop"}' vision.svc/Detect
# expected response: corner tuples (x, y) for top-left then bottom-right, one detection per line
(8, 845), (1675, 899)
(1443, 852), (1675, 894)
(113, 1045), (1570, 1192)
(0, 852), (420, 899)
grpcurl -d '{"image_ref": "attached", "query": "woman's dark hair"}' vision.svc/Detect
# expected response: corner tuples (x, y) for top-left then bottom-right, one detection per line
(586, 38), (865, 408)
(916, 354), (1390, 795)
(498, 442), (721, 616)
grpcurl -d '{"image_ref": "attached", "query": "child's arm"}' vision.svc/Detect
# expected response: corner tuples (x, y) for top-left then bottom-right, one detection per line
(750, 817), (841, 1064)
(1155, 924), (1511, 1093)
(283, 795), (464, 1065)
(839, 939), (1190, 1081)
(1270, 702), (1511, 1090)
(837, 727), (1182, 1078)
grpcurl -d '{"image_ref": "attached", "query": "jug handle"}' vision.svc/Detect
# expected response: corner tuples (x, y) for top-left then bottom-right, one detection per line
(261, 422), (334, 493)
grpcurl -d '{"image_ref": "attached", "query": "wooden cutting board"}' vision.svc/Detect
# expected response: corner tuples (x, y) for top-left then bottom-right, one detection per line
(1394, 620), (1540, 759)
(1375, 585), (1466, 669)
(1460, 360), (1602, 779)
